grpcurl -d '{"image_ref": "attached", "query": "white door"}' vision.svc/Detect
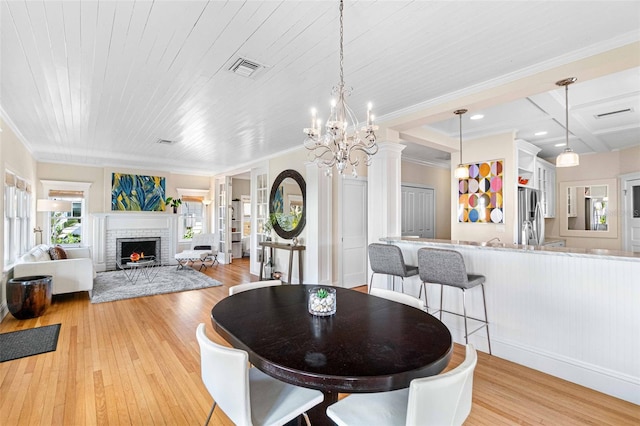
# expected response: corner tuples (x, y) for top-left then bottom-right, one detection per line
(340, 178), (367, 288)
(401, 185), (435, 238)
(623, 177), (640, 252)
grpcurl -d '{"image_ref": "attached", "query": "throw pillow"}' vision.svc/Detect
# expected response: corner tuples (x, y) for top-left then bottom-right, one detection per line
(49, 245), (68, 260)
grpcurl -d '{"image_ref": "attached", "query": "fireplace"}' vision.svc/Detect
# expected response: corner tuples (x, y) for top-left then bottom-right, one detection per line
(116, 237), (161, 269)
(91, 213), (179, 272)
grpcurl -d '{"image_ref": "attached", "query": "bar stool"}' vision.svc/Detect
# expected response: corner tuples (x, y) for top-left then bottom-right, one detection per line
(368, 243), (418, 294)
(417, 247), (492, 354)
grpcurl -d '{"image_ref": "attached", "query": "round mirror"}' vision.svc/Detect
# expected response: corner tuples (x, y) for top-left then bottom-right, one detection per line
(270, 169), (306, 240)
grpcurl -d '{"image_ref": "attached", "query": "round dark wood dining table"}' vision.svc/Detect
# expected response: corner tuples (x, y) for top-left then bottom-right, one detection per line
(211, 285), (453, 426)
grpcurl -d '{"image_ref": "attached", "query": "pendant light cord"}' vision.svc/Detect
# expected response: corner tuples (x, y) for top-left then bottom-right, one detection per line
(459, 113), (463, 163)
(564, 83), (569, 149)
(454, 109), (467, 163)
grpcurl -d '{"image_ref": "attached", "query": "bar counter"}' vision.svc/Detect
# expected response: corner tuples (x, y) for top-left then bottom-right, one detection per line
(381, 236), (640, 261)
(377, 237), (640, 404)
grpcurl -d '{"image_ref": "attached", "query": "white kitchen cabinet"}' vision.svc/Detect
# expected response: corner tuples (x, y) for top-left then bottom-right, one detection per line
(536, 158), (556, 218)
(542, 240), (565, 247)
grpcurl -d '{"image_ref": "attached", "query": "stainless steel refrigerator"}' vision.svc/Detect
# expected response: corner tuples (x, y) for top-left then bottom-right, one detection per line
(517, 187), (545, 245)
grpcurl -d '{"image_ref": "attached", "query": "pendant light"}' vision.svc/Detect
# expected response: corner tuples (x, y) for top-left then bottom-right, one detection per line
(555, 77), (579, 167)
(454, 109), (469, 179)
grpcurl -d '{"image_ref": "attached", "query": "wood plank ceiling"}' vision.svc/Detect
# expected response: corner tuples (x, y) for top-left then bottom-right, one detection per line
(1, 0), (639, 174)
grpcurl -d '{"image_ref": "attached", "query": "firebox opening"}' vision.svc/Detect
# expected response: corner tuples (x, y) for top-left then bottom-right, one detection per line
(116, 237), (161, 269)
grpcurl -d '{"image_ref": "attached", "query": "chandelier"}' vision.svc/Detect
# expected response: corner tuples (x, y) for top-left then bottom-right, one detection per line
(303, 0), (378, 176)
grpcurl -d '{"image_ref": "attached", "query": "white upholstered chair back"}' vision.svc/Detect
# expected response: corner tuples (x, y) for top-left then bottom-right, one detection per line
(370, 288), (425, 310)
(229, 280), (282, 296)
(406, 344), (477, 425)
(196, 323), (252, 425)
(191, 233), (218, 253)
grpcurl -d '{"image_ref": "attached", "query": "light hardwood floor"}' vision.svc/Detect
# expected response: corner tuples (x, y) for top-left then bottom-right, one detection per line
(1, 258), (638, 425)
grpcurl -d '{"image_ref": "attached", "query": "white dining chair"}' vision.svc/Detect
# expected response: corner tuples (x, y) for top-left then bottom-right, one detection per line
(229, 280), (282, 296)
(326, 345), (477, 426)
(196, 323), (323, 426)
(370, 288), (425, 310)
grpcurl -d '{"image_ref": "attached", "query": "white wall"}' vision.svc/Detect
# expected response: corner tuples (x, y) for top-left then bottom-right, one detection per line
(267, 148), (309, 282)
(546, 144), (640, 250)
(1, 117), (38, 319)
(450, 132), (515, 243)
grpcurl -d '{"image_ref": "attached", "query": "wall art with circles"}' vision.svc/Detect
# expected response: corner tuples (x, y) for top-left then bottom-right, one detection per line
(457, 159), (504, 223)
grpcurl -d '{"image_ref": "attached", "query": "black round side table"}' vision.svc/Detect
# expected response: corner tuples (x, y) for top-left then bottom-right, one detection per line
(6, 275), (53, 319)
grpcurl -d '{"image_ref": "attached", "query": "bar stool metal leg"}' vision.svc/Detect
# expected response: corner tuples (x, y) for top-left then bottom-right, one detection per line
(419, 282), (429, 312)
(462, 289), (469, 345)
(439, 284), (444, 321)
(481, 283), (492, 355)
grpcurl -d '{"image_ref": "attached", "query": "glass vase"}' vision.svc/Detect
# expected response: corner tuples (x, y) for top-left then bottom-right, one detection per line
(308, 287), (336, 316)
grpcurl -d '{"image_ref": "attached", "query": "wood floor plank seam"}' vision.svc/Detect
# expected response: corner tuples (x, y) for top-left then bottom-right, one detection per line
(1, 258), (638, 425)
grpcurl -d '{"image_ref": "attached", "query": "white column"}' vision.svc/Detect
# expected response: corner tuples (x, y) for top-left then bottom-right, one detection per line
(305, 162), (333, 285)
(92, 214), (107, 272)
(367, 142), (405, 290)
(367, 142), (405, 246)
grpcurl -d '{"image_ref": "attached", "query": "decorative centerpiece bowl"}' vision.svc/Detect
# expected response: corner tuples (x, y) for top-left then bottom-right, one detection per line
(308, 287), (336, 316)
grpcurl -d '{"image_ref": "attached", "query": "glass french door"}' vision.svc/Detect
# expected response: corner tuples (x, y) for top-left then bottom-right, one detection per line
(250, 166), (268, 276)
(216, 176), (232, 264)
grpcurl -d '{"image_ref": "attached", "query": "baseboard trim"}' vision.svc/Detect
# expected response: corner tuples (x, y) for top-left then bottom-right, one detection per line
(0, 302), (8, 322)
(447, 325), (639, 405)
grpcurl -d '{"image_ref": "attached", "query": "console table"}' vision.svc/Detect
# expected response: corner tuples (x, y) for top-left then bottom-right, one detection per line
(259, 241), (305, 284)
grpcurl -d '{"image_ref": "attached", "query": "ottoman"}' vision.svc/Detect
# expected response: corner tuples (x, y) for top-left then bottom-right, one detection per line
(174, 249), (218, 271)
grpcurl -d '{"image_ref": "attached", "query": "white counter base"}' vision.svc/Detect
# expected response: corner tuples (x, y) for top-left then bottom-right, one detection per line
(377, 238), (640, 405)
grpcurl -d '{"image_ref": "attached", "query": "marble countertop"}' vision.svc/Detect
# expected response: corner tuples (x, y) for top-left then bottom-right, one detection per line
(381, 237), (640, 262)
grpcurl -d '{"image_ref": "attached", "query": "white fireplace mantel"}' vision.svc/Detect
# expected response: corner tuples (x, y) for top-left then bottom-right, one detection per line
(92, 213), (179, 271)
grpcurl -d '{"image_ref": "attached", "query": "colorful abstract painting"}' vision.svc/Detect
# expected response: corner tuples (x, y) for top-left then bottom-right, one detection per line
(458, 160), (504, 223)
(111, 173), (166, 211)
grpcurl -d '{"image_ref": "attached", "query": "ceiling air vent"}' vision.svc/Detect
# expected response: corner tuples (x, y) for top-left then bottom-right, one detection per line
(229, 58), (262, 78)
(594, 108), (633, 119)
(156, 138), (176, 145)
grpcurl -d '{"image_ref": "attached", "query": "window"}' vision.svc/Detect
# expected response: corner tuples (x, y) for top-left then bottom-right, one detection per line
(4, 172), (31, 266)
(47, 197), (84, 245)
(40, 180), (92, 247)
(179, 198), (204, 240)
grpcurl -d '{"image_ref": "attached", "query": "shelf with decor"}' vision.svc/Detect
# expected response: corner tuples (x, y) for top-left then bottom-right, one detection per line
(231, 199), (242, 258)
(516, 139), (541, 189)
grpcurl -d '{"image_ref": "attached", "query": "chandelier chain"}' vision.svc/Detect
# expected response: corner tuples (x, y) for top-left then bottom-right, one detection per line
(339, 0), (344, 88)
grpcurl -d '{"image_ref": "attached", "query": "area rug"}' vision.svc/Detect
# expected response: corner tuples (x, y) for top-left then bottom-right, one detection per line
(91, 266), (222, 304)
(0, 324), (61, 363)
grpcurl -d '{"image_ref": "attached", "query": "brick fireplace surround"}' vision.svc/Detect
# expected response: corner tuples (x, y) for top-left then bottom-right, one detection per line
(92, 213), (179, 272)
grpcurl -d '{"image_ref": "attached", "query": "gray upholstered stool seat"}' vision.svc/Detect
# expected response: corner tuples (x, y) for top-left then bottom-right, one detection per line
(368, 243), (418, 294)
(417, 247), (492, 354)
